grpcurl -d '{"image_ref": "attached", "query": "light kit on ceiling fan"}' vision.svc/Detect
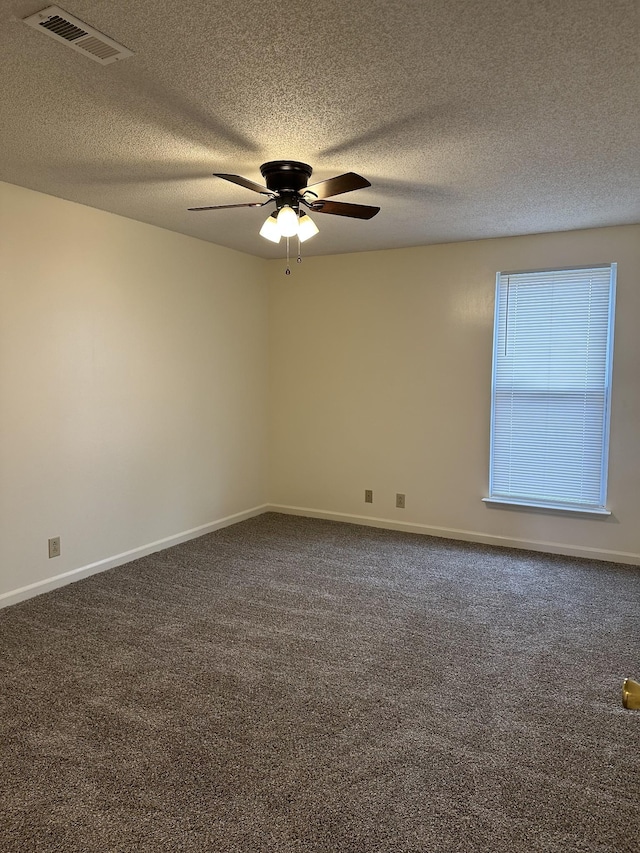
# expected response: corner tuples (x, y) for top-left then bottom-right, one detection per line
(259, 209), (319, 245)
(188, 160), (380, 274)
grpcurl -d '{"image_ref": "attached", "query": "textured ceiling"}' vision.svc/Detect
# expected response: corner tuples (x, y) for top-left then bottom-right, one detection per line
(1, 0), (639, 258)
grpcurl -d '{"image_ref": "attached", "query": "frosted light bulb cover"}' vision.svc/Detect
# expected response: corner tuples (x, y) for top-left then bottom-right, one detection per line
(277, 205), (299, 237)
(259, 213), (281, 243)
(297, 213), (319, 242)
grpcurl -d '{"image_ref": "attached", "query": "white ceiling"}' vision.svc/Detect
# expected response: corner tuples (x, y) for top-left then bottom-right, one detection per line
(1, 0), (639, 258)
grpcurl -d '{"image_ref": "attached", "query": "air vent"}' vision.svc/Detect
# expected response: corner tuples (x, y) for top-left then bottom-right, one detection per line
(22, 5), (133, 65)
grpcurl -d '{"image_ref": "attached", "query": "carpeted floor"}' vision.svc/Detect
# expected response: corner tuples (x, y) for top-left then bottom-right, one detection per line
(1, 513), (639, 852)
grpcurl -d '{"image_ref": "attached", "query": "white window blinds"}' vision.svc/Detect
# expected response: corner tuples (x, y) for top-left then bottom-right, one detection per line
(488, 265), (616, 512)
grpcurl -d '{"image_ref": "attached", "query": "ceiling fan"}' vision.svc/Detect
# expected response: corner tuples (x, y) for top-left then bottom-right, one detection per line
(188, 160), (380, 260)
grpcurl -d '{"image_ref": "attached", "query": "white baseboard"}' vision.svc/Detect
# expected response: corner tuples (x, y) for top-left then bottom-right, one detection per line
(266, 504), (640, 566)
(0, 505), (269, 610)
(4, 502), (637, 610)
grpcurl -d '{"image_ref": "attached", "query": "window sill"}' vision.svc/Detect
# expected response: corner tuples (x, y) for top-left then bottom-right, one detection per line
(482, 497), (611, 516)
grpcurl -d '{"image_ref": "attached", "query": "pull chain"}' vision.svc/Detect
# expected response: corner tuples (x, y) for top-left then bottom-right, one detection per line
(285, 236), (291, 275)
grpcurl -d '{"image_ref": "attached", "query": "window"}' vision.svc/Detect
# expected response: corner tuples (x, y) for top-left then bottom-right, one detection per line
(486, 264), (616, 514)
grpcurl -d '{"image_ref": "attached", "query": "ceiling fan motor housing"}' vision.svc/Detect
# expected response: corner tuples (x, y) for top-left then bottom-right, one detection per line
(260, 161), (313, 209)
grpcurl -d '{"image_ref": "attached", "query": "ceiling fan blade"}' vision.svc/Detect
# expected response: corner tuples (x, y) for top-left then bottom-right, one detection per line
(303, 172), (371, 200)
(188, 202), (268, 211)
(212, 173), (271, 195)
(308, 199), (380, 219)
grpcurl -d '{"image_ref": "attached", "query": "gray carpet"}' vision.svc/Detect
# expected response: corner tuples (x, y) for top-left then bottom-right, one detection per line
(1, 513), (639, 852)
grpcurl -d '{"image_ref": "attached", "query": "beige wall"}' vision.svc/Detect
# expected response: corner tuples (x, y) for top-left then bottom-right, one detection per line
(267, 226), (640, 563)
(2, 180), (638, 609)
(0, 182), (269, 602)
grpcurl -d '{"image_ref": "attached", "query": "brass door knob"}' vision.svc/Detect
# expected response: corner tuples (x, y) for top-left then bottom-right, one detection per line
(622, 678), (640, 710)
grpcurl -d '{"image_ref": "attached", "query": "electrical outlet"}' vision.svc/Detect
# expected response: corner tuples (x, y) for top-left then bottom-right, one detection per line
(48, 536), (61, 558)
(365, 489), (373, 503)
(396, 493), (406, 509)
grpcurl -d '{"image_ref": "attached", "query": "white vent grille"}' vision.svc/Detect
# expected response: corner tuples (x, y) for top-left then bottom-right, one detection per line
(22, 5), (133, 65)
